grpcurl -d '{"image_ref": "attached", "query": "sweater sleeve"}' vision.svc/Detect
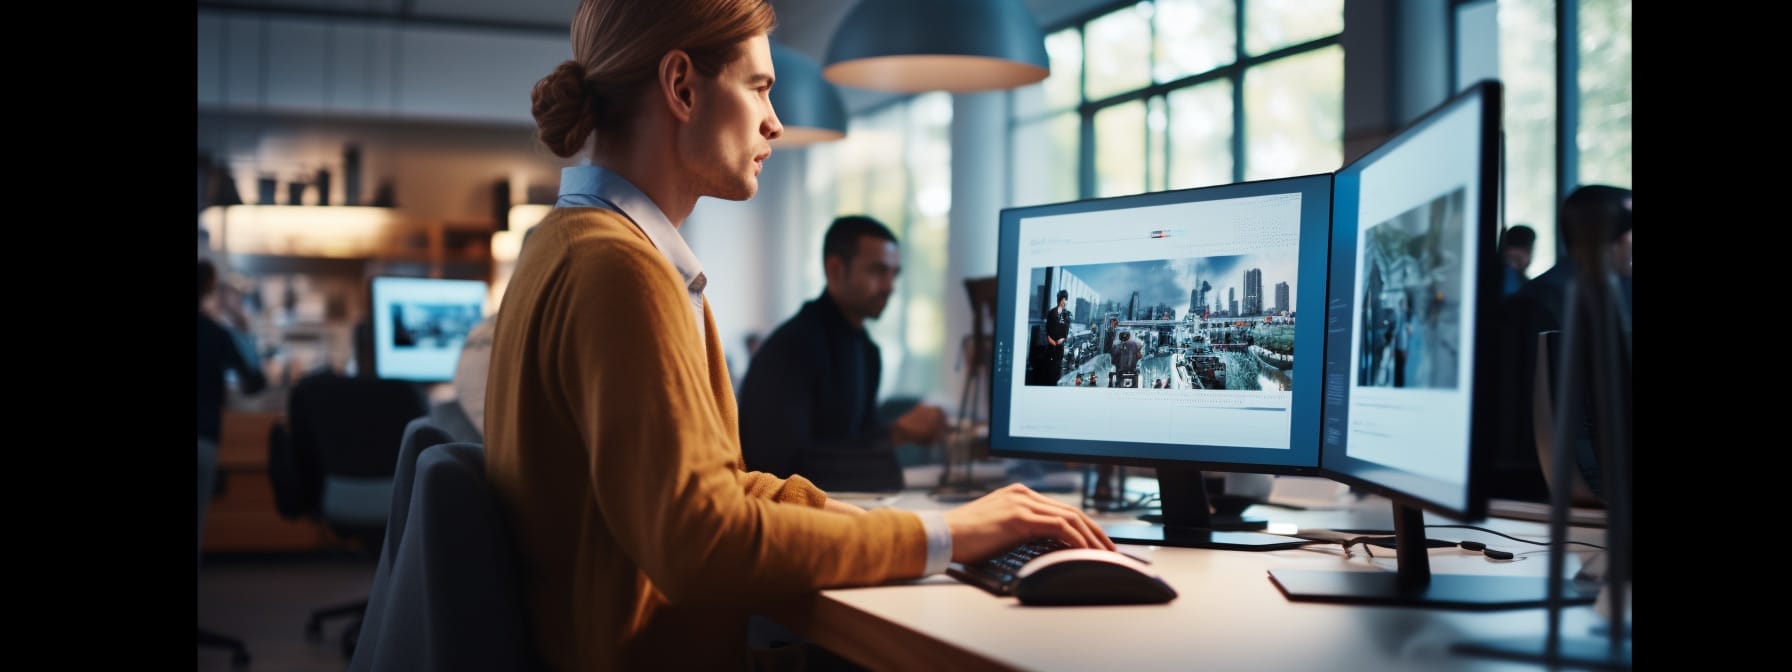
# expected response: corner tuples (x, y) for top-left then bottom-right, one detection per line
(736, 469), (829, 507)
(551, 234), (926, 607)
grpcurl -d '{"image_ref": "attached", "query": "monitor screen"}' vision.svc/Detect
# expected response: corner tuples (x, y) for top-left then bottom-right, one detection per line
(1270, 80), (1591, 608)
(1317, 81), (1502, 522)
(989, 174), (1333, 549)
(369, 276), (488, 383)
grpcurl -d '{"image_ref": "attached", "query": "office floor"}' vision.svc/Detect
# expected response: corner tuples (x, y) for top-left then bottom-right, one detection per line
(198, 551), (376, 672)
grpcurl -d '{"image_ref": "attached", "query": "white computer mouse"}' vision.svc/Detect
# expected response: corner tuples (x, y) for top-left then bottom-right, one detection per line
(1012, 548), (1178, 606)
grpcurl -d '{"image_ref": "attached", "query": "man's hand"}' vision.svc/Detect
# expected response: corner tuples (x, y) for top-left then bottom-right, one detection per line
(211, 283), (253, 331)
(942, 483), (1116, 563)
(891, 403), (948, 445)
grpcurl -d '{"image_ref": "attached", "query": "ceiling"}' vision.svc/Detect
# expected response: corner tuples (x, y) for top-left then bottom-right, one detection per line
(197, 0), (1109, 111)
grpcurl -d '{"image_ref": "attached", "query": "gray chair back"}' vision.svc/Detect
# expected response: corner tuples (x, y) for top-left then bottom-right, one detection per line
(349, 442), (535, 671)
(351, 417), (453, 668)
(380, 418), (455, 570)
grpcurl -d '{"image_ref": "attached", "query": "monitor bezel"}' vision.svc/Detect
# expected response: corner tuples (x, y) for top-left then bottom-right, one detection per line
(1315, 79), (1504, 522)
(987, 173), (1334, 478)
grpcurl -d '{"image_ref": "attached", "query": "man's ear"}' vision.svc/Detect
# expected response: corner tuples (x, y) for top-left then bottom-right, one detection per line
(658, 49), (697, 123)
(823, 256), (845, 286)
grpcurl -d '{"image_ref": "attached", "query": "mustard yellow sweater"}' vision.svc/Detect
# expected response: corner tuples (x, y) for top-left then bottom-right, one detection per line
(484, 207), (928, 670)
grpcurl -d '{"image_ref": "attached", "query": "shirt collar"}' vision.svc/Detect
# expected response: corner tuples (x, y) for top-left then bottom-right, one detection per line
(555, 165), (708, 295)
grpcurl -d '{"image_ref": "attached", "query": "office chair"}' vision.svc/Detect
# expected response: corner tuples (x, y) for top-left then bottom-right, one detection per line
(198, 438), (251, 669)
(350, 416), (453, 667)
(268, 372), (427, 658)
(349, 442), (538, 672)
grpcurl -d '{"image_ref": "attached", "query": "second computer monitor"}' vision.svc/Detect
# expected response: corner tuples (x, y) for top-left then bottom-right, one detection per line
(989, 174), (1333, 549)
(1269, 80), (1592, 608)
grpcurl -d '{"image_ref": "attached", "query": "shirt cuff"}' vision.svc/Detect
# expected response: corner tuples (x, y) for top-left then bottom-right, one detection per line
(915, 510), (953, 576)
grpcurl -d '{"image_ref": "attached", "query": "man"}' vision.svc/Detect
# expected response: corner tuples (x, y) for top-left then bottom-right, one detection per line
(1517, 185), (1633, 331)
(1043, 289), (1072, 383)
(1499, 224), (1537, 295)
(1490, 184), (1632, 502)
(484, 3), (1111, 669)
(197, 258), (267, 446)
(1102, 316), (1119, 355)
(740, 216), (948, 492)
(1111, 330), (1143, 388)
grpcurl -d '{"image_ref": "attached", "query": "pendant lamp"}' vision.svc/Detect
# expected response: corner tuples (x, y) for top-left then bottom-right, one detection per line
(770, 41), (849, 146)
(823, 0), (1049, 93)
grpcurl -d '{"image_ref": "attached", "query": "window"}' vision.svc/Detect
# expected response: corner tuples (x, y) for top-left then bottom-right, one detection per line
(808, 93), (954, 400)
(1011, 0), (1345, 205)
(1455, 0), (1631, 272)
(1574, 0), (1631, 192)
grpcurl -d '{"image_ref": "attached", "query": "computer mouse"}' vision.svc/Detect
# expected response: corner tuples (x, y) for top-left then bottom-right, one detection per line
(1011, 548), (1178, 606)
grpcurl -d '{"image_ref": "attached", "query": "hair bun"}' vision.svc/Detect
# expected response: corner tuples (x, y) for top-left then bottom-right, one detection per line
(532, 60), (600, 158)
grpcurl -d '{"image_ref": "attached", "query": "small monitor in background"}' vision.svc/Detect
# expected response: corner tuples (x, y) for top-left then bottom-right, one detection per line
(370, 276), (488, 383)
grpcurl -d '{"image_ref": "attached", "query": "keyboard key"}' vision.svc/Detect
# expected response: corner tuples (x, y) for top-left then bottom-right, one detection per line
(947, 538), (1072, 597)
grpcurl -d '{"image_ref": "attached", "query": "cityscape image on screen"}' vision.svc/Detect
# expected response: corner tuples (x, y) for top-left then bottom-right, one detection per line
(1020, 253), (1299, 394)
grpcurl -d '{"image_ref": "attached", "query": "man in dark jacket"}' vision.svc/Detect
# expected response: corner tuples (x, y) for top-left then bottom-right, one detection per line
(738, 216), (947, 491)
(197, 258), (267, 445)
(1043, 290), (1072, 383)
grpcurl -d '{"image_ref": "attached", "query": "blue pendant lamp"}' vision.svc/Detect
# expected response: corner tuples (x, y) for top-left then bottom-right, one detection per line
(823, 0), (1049, 93)
(769, 41), (849, 146)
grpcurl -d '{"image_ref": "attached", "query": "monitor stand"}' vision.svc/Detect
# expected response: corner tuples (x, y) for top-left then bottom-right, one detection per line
(1267, 501), (1598, 609)
(1103, 467), (1308, 550)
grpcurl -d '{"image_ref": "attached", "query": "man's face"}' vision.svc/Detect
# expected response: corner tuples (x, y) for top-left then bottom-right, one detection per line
(679, 34), (782, 201)
(828, 235), (901, 321)
(1502, 247), (1531, 272)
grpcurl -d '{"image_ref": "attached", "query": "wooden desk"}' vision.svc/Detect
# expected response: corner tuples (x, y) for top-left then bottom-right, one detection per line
(202, 410), (331, 552)
(767, 494), (1612, 671)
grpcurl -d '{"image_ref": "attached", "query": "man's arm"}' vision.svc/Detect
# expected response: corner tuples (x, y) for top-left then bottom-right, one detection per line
(219, 323), (268, 396)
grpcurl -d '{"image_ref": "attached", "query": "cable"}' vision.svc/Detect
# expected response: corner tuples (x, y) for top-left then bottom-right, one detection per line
(1426, 524), (1605, 550)
(1457, 540), (1515, 560)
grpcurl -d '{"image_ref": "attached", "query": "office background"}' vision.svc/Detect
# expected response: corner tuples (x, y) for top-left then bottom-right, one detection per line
(195, 0), (1630, 411)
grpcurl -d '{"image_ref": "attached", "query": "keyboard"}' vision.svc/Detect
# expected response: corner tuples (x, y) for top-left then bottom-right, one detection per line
(946, 538), (1071, 597)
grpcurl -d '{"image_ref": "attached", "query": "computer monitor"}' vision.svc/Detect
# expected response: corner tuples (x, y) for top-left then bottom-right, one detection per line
(989, 174), (1333, 550)
(369, 276), (488, 383)
(1267, 80), (1593, 608)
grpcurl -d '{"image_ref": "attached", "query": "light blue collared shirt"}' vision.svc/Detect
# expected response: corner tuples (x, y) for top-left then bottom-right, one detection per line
(557, 165), (708, 349)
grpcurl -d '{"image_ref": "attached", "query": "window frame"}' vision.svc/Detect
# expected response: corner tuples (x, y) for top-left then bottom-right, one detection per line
(1008, 0), (1344, 204)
